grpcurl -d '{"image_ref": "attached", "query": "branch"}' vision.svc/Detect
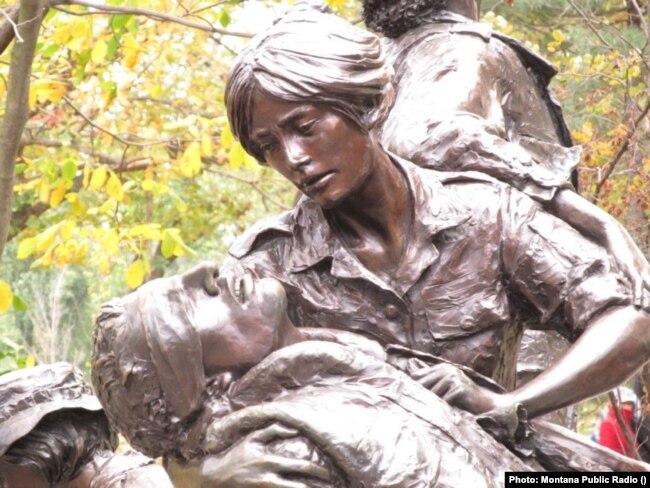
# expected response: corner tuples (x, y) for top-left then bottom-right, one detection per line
(56, 0), (252, 38)
(20, 137), (151, 169)
(628, 0), (649, 36)
(567, 0), (615, 50)
(0, 0), (48, 260)
(62, 96), (168, 148)
(593, 98), (650, 201)
(204, 165), (290, 211)
(0, 4), (21, 56)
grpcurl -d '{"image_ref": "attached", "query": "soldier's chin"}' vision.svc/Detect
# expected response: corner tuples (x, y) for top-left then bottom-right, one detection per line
(256, 277), (288, 318)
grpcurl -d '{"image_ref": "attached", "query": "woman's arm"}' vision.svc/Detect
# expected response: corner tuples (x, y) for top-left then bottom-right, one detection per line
(421, 306), (650, 419)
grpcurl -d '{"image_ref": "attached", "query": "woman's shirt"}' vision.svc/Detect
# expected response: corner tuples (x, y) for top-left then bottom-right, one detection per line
(222, 157), (634, 388)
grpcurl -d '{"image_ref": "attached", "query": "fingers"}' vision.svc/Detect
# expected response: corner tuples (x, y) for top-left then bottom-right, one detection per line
(258, 474), (311, 488)
(413, 363), (459, 389)
(250, 423), (300, 444)
(263, 456), (331, 482)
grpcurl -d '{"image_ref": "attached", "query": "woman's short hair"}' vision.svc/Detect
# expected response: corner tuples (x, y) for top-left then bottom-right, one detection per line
(225, 0), (394, 163)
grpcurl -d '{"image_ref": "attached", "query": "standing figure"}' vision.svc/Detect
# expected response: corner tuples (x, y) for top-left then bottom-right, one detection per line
(0, 363), (172, 488)
(364, 0), (650, 313)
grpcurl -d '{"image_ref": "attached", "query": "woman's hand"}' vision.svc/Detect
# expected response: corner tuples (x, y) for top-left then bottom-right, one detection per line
(200, 423), (332, 488)
(413, 362), (511, 415)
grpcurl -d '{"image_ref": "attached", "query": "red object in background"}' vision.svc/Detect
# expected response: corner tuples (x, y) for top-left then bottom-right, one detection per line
(598, 402), (638, 458)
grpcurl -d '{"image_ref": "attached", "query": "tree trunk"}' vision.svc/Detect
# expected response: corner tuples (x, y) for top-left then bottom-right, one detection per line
(0, 0), (47, 260)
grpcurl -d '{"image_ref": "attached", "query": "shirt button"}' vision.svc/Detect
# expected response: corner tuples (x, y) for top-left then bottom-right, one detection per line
(384, 304), (399, 319)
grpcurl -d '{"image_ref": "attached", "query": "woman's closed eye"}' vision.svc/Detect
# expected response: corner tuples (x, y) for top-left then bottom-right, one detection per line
(257, 137), (278, 153)
(296, 119), (317, 136)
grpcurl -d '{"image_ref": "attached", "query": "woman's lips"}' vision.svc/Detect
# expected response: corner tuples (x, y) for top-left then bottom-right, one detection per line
(302, 171), (335, 192)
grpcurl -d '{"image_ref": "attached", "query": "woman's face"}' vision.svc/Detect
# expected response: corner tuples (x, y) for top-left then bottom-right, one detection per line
(249, 93), (375, 209)
(178, 263), (290, 373)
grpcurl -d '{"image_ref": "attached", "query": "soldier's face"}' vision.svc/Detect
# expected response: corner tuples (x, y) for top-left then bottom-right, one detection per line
(177, 262), (290, 373)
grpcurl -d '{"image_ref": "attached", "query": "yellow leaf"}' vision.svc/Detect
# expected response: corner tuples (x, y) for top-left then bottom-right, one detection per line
(17, 237), (37, 260)
(150, 84), (163, 98)
(66, 193), (86, 217)
(30, 80), (68, 108)
(49, 183), (67, 208)
(25, 356), (36, 367)
(38, 180), (50, 204)
(0, 281), (13, 312)
(31, 245), (54, 268)
(552, 30), (565, 42)
(201, 134), (213, 157)
(98, 256), (111, 274)
(106, 172), (124, 201)
(128, 224), (161, 240)
(178, 142), (202, 177)
(52, 23), (72, 45)
(89, 166), (108, 190)
(68, 19), (92, 53)
(91, 38), (108, 64)
(228, 142), (246, 169)
(122, 34), (141, 69)
(35, 225), (60, 254)
(60, 220), (75, 241)
(220, 123), (234, 149)
(53, 243), (71, 267)
(125, 260), (145, 289)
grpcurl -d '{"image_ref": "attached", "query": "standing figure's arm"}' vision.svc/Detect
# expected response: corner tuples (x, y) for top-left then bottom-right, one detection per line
(551, 188), (650, 308)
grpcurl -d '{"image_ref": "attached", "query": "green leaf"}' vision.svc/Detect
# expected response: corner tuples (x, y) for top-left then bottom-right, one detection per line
(12, 294), (29, 313)
(107, 36), (120, 60)
(219, 11), (231, 27)
(62, 159), (77, 181)
(161, 230), (176, 259)
(42, 43), (60, 57)
(110, 14), (133, 30)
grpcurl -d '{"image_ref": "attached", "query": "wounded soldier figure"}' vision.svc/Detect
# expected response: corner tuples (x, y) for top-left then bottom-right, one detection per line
(92, 264), (649, 488)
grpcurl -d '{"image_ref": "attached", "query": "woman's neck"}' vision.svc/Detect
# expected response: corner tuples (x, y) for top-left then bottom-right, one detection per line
(326, 149), (412, 276)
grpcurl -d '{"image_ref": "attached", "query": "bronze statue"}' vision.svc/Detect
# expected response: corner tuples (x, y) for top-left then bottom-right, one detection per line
(363, 0), (650, 311)
(362, 1), (650, 411)
(92, 263), (650, 487)
(0, 363), (172, 488)
(222, 0), (650, 423)
(93, 264), (550, 486)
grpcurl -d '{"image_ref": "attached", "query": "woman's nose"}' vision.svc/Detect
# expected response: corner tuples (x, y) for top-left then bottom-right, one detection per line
(283, 138), (310, 169)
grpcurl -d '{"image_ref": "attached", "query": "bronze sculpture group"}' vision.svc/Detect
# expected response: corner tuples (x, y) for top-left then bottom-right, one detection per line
(2, 1), (650, 486)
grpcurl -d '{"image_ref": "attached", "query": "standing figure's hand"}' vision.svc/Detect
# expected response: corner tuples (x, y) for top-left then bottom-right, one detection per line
(200, 423), (332, 488)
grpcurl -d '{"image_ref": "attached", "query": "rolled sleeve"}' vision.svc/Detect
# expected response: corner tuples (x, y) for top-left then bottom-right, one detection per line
(501, 188), (631, 339)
